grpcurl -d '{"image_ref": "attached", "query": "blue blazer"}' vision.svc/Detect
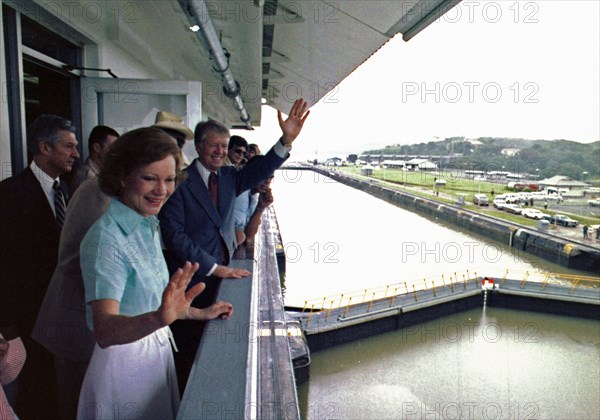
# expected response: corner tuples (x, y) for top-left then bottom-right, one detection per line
(159, 145), (286, 282)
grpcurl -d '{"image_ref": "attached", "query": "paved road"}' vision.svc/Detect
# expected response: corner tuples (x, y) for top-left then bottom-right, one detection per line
(408, 184), (600, 248)
(329, 170), (600, 249)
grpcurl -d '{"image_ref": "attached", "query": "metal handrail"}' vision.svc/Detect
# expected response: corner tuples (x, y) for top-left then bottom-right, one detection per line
(301, 270), (600, 312)
(302, 270), (478, 312)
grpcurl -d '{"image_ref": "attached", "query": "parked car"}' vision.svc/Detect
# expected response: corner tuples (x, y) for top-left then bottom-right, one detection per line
(588, 199), (600, 207)
(492, 198), (506, 209)
(543, 214), (579, 227)
(473, 194), (489, 206)
(503, 204), (523, 214)
(543, 194), (563, 202)
(521, 208), (548, 220)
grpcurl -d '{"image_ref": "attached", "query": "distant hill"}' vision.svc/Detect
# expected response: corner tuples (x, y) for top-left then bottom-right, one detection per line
(361, 137), (600, 182)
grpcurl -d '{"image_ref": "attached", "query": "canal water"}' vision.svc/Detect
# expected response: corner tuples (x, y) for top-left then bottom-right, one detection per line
(297, 307), (600, 419)
(270, 170), (600, 419)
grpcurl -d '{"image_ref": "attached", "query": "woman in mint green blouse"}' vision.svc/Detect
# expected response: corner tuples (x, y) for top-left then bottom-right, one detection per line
(77, 128), (232, 420)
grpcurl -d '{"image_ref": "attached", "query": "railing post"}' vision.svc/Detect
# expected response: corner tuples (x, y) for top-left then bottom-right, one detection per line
(501, 269), (509, 286)
(368, 292), (376, 312)
(520, 271), (530, 288)
(432, 280), (436, 297)
(569, 278), (581, 295)
(325, 300), (334, 321)
(390, 288), (398, 307)
(344, 297), (353, 317)
(307, 304), (315, 324)
(541, 273), (550, 290)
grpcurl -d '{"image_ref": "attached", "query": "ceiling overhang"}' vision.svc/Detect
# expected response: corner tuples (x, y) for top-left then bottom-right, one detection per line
(172, 0), (462, 128)
(262, 0), (463, 117)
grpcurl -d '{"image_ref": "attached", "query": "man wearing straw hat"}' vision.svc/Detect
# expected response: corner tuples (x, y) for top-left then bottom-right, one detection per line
(153, 111), (194, 168)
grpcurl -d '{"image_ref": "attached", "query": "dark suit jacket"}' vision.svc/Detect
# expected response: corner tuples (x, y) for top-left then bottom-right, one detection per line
(159, 145), (286, 284)
(0, 167), (68, 340)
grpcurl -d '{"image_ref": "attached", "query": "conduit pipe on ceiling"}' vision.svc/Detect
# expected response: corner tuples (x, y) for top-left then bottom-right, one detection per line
(187, 0), (252, 128)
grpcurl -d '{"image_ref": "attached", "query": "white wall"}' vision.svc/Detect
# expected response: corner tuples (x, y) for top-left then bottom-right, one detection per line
(0, 0), (208, 175)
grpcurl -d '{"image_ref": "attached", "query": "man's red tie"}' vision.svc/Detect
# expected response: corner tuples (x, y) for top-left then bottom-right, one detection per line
(209, 172), (229, 264)
(209, 172), (218, 209)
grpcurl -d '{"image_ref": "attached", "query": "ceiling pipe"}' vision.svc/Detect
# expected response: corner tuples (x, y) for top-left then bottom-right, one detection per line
(187, 0), (252, 128)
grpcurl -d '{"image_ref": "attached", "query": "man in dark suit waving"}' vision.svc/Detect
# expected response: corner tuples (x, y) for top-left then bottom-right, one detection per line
(0, 114), (79, 419)
(158, 98), (309, 387)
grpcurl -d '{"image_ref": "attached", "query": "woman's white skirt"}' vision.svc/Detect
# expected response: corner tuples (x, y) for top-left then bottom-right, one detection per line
(77, 327), (179, 420)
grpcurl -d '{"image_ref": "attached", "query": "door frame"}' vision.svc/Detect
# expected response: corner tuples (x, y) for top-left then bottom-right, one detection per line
(80, 78), (202, 158)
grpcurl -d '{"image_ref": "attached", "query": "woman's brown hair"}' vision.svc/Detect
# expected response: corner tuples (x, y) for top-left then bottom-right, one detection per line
(99, 127), (185, 197)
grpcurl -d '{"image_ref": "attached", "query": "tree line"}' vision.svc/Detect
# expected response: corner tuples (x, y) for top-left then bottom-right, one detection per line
(360, 137), (599, 182)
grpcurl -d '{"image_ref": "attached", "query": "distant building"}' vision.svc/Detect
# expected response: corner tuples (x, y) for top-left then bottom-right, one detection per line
(405, 158), (438, 171)
(466, 138), (483, 146)
(539, 175), (589, 197)
(361, 165), (374, 176)
(324, 157), (342, 166)
(501, 148), (521, 156)
(381, 160), (406, 168)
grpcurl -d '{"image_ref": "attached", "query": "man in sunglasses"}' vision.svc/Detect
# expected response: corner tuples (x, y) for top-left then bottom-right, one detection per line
(223, 135), (248, 169)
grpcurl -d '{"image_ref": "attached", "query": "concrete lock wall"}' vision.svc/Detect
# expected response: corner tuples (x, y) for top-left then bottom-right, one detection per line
(315, 169), (600, 274)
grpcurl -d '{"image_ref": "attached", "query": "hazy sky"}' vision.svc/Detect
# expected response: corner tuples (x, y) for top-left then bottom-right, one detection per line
(233, 0), (599, 160)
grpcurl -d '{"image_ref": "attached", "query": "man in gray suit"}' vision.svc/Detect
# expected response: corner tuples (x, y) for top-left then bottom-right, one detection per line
(32, 179), (110, 420)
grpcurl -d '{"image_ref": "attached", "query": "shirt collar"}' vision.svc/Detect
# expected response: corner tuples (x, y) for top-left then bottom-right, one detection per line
(87, 158), (101, 176)
(30, 160), (59, 193)
(195, 159), (216, 186)
(108, 198), (159, 236)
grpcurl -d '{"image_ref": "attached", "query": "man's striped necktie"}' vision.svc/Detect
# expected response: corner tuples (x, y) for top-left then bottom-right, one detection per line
(53, 180), (66, 229)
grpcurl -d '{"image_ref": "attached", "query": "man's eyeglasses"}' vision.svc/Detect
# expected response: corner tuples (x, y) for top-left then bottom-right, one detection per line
(233, 148), (246, 155)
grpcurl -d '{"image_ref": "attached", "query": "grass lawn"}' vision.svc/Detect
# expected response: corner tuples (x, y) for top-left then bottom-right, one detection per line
(336, 166), (600, 227)
(341, 166), (508, 195)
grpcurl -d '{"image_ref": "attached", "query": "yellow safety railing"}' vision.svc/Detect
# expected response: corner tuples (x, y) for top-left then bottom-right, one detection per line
(300, 270), (600, 325)
(534, 272), (600, 294)
(301, 270), (479, 315)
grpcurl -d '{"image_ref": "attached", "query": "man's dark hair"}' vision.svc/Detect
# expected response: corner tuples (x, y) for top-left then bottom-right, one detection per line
(248, 144), (260, 155)
(194, 120), (229, 144)
(88, 125), (119, 151)
(228, 135), (248, 151)
(27, 114), (76, 155)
